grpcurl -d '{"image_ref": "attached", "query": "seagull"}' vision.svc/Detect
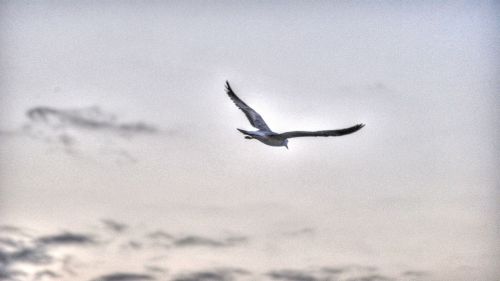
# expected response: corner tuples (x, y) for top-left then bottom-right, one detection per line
(225, 81), (364, 149)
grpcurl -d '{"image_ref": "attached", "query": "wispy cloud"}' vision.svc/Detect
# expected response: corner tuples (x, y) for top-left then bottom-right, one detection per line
(0, 105), (166, 162)
(265, 266), (396, 281)
(146, 231), (174, 241)
(6, 247), (53, 265)
(26, 106), (157, 135)
(23, 106), (159, 151)
(0, 246), (52, 281)
(0, 220), (433, 281)
(0, 228), (99, 280)
(171, 268), (249, 281)
(0, 268), (28, 281)
(344, 274), (394, 281)
(36, 232), (96, 247)
(0, 225), (33, 238)
(267, 269), (318, 281)
(401, 270), (430, 279)
(173, 235), (248, 248)
(89, 272), (155, 281)
(101, 219), (128, 233)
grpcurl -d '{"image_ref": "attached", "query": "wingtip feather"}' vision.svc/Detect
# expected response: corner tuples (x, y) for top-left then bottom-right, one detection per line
(225, 80), (232, 92)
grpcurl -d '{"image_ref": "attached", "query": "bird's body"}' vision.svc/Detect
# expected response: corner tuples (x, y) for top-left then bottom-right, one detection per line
(225, 81), (364, 149)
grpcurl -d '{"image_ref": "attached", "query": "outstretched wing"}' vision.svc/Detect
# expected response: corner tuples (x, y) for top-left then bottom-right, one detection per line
(225, 81), (271, 131)
(279, 124), (365, 139)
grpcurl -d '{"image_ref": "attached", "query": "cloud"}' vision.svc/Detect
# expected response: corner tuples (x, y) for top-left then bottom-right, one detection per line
(101, 219), (128, 233)
(6, 105), (165, 162)
(146, 231), (174, 241)
(89, 272), (155, 281)
(6, 247), (53, 265)
(34, 269), (61, 280)
(0, 231), (55, 280)
(266, 266), (392, 281)
(144, 230), (173, 248)
(0, 225), (32, 238)
(0, 221), (252, 281)
(0, 226), (25, 233)
(122, 240), (143, 250)
(319, 266), (346, 275)
(401, 270), (430, 278)
(36, 232), (96, 247)
(344, 275), (394, 281)
(144, 265), (168, 274)
(23, 105), (157, 149)
(267, 269), (318, 281)
(171, 268), (249, 281)
(0, 268), (27, 281)
(173, 235), (248, 248)
(26, 106), (157, 135)
(0, 238), (22, 249)
(0, 247), (53, 280)
(0, 220), (432, 281)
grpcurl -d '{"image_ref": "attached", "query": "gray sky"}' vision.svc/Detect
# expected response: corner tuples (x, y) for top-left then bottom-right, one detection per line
(0, 1), (498, 281)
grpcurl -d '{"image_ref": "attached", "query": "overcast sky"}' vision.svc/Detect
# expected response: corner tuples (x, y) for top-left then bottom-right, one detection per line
(0, 1), (498, 281)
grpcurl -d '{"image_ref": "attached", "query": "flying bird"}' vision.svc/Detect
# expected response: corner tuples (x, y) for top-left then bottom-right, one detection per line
(225, 81), (364, 149)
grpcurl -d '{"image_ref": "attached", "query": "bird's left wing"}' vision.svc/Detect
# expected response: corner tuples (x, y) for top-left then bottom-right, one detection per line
(278, 124), (365, 139)
(225, 81), (271, 131)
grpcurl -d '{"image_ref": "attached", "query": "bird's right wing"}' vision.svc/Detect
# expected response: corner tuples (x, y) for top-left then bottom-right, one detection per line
(225, 81), (271, 131)
(279, 124), (365, 139)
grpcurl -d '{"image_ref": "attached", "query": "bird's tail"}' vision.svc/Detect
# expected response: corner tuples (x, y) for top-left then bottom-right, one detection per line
(237, 128), (253, 139)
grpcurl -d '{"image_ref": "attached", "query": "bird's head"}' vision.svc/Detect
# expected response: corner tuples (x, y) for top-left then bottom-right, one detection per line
(283, 139), (289, 150)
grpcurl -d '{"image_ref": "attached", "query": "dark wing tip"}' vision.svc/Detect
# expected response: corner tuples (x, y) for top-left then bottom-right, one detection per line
(225, 81), (233, 93)
(354, 123), (365, 132)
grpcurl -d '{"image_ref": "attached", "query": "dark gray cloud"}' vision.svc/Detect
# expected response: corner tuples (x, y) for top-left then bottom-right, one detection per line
(122, 240), (143, 250)
(319, 266), (346, 275)
(1, 230), (51, 279)
(401, 270), (430, 278)
(266, 266), (393, 281)
(0, 222), (253, 280)
(11, 105), (163, 161)
(0, 221), (431, 281)
(0, 268), (27, 281)
(26, 106), (157, 135)
(89, 272), (155, 281)
(267, 269), (318, 281)
(0, 246), (53, 280)
(345, 274), (394, 281)
(6, 247), (53, 265)
(36, 232), (96, 246)
(101, 219), (128, 233)
(171, 268), (249, 281)
(173, 235), (248, 248)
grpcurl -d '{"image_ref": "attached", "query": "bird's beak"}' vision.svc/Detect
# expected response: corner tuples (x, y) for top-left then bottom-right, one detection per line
(285, 144), (288, 150)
